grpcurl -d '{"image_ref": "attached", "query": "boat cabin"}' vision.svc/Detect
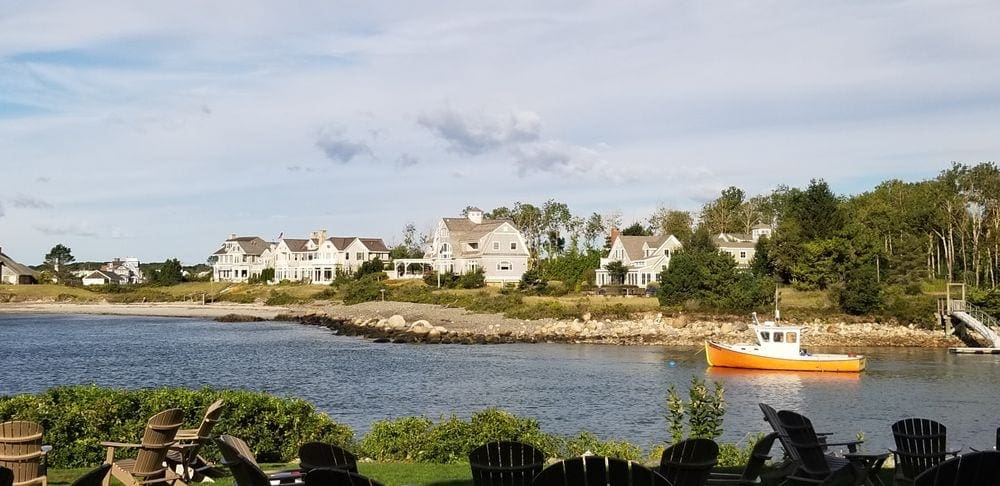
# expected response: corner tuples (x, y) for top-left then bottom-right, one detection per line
(752, 322), (803, 356)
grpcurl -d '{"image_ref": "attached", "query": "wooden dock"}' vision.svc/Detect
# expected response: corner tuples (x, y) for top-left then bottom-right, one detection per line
(949, 348), (1000, 354)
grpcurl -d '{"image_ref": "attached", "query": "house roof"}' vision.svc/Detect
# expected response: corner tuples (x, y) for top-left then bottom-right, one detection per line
(751, 223), (772, 230)
(218, 236), (271, 256)
(282, 239), (309, 252)
(84, 270), (123, 283)
(358, 238), (389, 252)
(0, 252), (40, 278)
(615, 234), (674, 261)
(442, 218), (517, 257)
(328, 237), (355, 250)
(714, 235), (756, 250)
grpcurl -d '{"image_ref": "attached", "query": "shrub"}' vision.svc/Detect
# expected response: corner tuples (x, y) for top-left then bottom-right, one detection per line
(458, 269), (486, 289)
(265, 291), (299, 306)
(518, 269), (548, 294)
(0, 386), (353, 467)
(665, 377), (725, 444)
(339, 274), (385, 305)
(565, 431), (642, 461)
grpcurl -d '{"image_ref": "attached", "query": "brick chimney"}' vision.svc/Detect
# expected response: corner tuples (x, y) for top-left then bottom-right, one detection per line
(610, 227), (620, 245)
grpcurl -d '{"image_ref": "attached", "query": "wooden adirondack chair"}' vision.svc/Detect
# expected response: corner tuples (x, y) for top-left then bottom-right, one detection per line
(707, 432), (779, 485)
(891, 418), (959, 486)
(298, 443), (358, 474)
(0, 421), (47, 486)
(914, 450), (1000, 486)
(165, 399), (227, 482)
(468, 441), (545, 486)
(102, 408), (184, 486)
(658, 438), (719, 486)
(70, 465), (110, 486)
(775, 410), (860, 486)
(304, 468), (383, 486)
(216, 435), (302, 486)
(532, 456), (671, 486)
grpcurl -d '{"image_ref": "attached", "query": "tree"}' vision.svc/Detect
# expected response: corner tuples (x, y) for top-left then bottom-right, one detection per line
(583, 213), (606, 250)
(154, 259), (184, 285)
(621, 222), (650, 236)
(700, 186), (745, 234)
(356, 257), (386, 280)
(390, 223), (424, 259)
(44, 244), (75, 272)
(649, 206), (693, 241)
(839, 263), (883, 315)
(603, 260), (628, 285)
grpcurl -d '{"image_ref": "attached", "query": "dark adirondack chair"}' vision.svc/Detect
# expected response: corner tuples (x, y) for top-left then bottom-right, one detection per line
(469, 441), (545, 486)
(102, 409), (184, 486)
(707, 433), (779, 485)
(658, 438), (719, 486)
(304, 468), (383, 486)
(891, 418), (959, 486)
(166, 399), (228, 482)
(914, 450), (1000, 486)
(775, 410), (860, 485)
(532, 456), (671, 486)
(216, 435), (301, 486)
(298, 443), (358, 474)
(0, 421), (47, 486)
(760, 404), (861, 456)
(70, 465), (111, 486)
(995, 427), (999, 451)
(0, 467), (13, 486)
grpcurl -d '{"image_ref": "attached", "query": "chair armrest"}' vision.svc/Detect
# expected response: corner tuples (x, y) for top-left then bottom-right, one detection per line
(101, 442), (144, 449)
(40, 446), (52, 455)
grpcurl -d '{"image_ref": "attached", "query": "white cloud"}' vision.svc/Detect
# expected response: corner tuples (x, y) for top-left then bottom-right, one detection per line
(418, 107), (541, 155)
(315, 126), (374, 163)
(10, 195), (53, 209)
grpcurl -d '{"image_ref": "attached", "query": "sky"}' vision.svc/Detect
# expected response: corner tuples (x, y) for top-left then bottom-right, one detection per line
(2, 1), (1000, 265)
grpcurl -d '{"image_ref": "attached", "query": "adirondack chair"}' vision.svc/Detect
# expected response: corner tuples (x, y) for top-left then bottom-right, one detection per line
(1, 467), (12, 486)
(70, 465), (110, 486)
(532, 456), (671, 486)
(102, 408), (185, 486)
(760, 404), (861, 456)
(774, 410), (860, 486)
(165, 399), (228, 482)
(298, 443), (358, 474)
(658, 438), (719, 486)
(706, 432), (779, 485)
(468, 441), (545, 486)
(914, 450), (1000, 486)
(215, 435), (302, 486)
(890, 418), (959, 486)
(0, 421), (47, 486)
(304, 468), (383, 486)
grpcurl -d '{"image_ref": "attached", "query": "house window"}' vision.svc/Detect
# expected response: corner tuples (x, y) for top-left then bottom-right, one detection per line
(662, 265), (667, 271)
(739, 251), (747, 259)
(664, 249), (670, 256)
(510, 242), (517, 250)
(345, 253), (350, 260)
(493, 242), (500, 250)
(498, 261), (512, 271)
(356, 252), (364, 261)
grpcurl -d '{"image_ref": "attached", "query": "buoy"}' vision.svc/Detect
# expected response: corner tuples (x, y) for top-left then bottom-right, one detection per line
(668, 360), (677, 367)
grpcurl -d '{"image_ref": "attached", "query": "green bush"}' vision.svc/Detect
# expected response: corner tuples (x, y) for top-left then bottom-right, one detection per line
(216, 292), (257, 304)
(0, 386), (353, 468)
(458, 269), (486, 289)
(665, 377), (725, 444)
(565, 431), (642, 461)
(265, 291), (299, 306)
(339, 274), (385, 305)
(102, 289), (175, 303)
(882, 287), (937, 328)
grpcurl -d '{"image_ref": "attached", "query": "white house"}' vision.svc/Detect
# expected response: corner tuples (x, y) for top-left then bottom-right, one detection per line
(211, 235), (275, 282)
(715, 224), (773, 268)
(595, 230), (683, 287)
(0, 248), (39, 285)
(271, 230), (390, 284)
(102, 257), (144, 284)
(82, 270), (125, 286)
(396, 207), (530, 286)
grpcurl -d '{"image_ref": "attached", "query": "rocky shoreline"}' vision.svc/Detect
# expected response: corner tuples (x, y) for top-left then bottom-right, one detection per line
(289, 301), (963, 347)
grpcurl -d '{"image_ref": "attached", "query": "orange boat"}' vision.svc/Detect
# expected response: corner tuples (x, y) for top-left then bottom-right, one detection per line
(705, 315), (865, 372)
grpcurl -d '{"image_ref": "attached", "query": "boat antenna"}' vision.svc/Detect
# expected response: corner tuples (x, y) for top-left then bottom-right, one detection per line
(774, 288), (781, 322)
(751, 312), (759, 326)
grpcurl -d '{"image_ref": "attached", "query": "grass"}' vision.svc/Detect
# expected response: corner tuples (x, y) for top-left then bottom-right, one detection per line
(47, 462), (895, 486)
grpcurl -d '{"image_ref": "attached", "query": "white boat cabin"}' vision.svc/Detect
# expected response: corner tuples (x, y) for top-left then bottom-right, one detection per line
(751, 317), (803, 357)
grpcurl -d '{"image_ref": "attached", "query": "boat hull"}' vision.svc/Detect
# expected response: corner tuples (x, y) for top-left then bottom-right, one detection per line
(705, 341), (865, 372)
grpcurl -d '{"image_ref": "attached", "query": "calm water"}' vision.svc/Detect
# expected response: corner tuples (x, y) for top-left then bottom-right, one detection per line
(1, 313), (999, 452)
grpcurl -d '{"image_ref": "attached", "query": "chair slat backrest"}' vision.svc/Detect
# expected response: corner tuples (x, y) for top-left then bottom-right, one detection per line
(532, 456), (671, 486)
(469, 441), (545, 486)
(914, 451), (1000, 486)
(775, 411), (830, 479)
(0, 421), (45, 486)
(658, 438), (718, 486)
(759, 403), (802, 464)
(304, 467), (383, 486)
(131, 409), (184, 480)
(195, 400), (226, 440)
(995, 427), (999, 451)
(737, 432), (779, 482)
(0, 466), (13, 486)
(216, 435), (269, 486)
(299, 443), (358, 474)
(892, 418), (949, 480)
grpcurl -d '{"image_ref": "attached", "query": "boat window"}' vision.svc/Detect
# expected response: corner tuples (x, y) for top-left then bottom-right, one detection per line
(773, 332), (784, 343)
(760, 331), (770, 342)
(787, 332), (797, 343)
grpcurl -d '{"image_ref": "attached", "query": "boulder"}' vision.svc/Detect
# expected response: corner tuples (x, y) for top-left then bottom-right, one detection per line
(388, 315), (407, 329)
(412, 319), (432, 329)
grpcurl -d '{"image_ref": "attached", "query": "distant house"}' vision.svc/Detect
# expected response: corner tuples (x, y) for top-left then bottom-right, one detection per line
(715, 224), (773, 268)
(210, 231), (390, 284)
(211, 235), (275, 282)
(82, 270), (125, 286)
(595, 229), (683, 287)
(271, 230), (390, 284)
(395, 207), (530, 286)
(102, 258), (144, 284)
(0, 249), (39, 285)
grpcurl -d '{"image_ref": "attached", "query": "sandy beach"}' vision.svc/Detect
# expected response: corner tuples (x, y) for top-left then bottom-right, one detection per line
(0, 301), (288, 319)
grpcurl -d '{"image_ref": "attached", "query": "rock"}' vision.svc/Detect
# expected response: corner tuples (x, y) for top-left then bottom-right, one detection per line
(412, 319), (431, 329)
(582, 312), (592, 322)
(388, 315), (406, 330)
(720, 323), (734, 334)
(733, 322), (748, 332)
(411, 326), (430, 335)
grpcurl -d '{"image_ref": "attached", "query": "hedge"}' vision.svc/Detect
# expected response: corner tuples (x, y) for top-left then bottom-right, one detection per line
(0, 386), (353, 468)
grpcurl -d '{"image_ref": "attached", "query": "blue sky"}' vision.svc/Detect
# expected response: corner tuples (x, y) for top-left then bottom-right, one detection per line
(2, 1), (999, 264)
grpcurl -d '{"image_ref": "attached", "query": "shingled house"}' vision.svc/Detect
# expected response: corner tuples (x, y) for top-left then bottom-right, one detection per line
(595, 229), (683, 287)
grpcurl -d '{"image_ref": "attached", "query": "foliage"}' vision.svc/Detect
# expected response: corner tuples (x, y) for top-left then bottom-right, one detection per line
(0, 386), (353, 468)
(356, 258), (387, 280)
(518, 269), (547, 293)
(664, 377), (726, 444)
(265, 291), (300, 306)
(458, 269), (486, 289)
(565, 431), (642, 461)
(43, 244), (75, 271)
(248, 268), (275, 284)
(621, 222), (650, 236)
(838, 264), (883, 315)
(540, 250), (601, 287)
(151, 258), (185, 286)
(339, 274), (386, 305)
(603, 261), (628, 286)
